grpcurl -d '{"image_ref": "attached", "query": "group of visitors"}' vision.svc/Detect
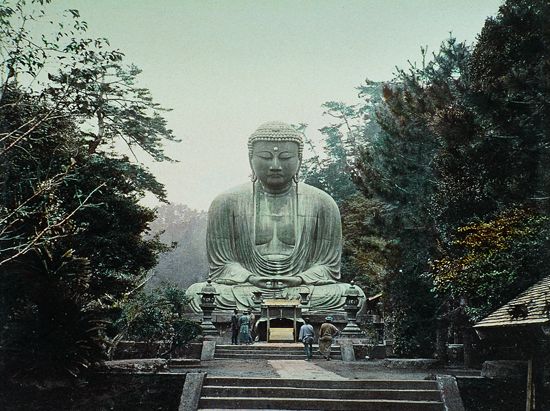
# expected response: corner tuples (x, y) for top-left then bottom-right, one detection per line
(231, 311), (339, 359)
(231, 309), (256, 345)
(299, 316), (339, 361)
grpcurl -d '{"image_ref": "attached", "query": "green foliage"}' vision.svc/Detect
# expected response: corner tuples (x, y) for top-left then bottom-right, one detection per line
(302, 82), (383, 206)
(0, 248), (108, 379)
(0, 86), (108, 379)
(302, 82), (393, 295)
(48, 62), (178, 161)
(354, 44), (461, 354)
(364, 0), (549, 354)
(425, 0), (550, 323)
(114, 283), (201, 352)
(299, 0), (549, 357)
(0, 1), (177, 381)
(432, 209), (550, 321)
(427, 0), (549, 233)
(339, 194), (397, 293)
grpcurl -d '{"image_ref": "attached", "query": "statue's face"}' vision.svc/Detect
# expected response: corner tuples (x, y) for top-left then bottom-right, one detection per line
(251, 140), (300, 191)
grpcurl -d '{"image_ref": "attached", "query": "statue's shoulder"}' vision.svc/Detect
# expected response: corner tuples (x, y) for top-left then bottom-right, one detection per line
(208, 182), (251, 211)
(217, 182), (252, 198)
(298, 183), (339, 211)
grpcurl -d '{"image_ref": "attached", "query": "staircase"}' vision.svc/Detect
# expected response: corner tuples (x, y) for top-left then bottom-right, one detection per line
(215, 344), (342, 360)
(197, 376), (444, 410)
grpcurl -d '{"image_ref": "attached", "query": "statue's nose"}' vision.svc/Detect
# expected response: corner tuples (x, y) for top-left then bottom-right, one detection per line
(270, 158), (282, 171)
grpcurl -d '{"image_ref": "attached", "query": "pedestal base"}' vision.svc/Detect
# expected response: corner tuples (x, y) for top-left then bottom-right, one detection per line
(200, 322), (219, 336)
(341, 322), (365, 338)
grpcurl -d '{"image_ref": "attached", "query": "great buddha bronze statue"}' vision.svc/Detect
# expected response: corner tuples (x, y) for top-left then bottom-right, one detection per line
(186, 121), (365, 312)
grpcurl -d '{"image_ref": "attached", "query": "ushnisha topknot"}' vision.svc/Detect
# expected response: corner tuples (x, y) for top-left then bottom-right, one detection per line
(248, 121), (304, 159)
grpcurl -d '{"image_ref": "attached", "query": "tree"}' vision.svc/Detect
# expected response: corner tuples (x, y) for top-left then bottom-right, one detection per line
(430, 0), (550, 321)
(358, 0), (550, 356)
(353, 47), (458, 355)
(0, 1), (176, 380)
(301, 82), (394, 294)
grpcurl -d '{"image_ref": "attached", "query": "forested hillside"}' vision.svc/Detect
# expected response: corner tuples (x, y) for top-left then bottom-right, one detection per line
(147, 204), (208, 289)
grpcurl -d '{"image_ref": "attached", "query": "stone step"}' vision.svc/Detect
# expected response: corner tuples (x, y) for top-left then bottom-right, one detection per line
(198, 377), (443, 410)
(204, 377), (438, 390)
(202, 386), (442, 401)
(216, 347), (340, 355)
(215, 349), (341, 355)
(198, 397), (443, 410)
(216, 353), (308, 359)
(216, 348), (308, 354)
(215, 345), (342, 359)
(217, 344), (340, 351)
(214, 345), (342, 360)
(214, 353), (342, 360)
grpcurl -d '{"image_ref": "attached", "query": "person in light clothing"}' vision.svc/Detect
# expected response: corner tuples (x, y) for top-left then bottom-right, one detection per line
(319, 316), (339, 360)
(298, 318), (315, 361)
(248, 310), (256, 343)
(238, 311), (251, 344)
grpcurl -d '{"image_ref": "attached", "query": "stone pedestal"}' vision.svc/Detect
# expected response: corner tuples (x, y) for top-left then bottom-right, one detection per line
(200, 339), (217, 361)
(339, 339), (356, 362)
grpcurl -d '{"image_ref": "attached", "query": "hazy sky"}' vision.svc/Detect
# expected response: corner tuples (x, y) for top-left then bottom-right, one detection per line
(51, 0), (502, 210)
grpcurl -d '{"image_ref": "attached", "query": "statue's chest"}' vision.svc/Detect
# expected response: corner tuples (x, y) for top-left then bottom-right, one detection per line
(254, 193), (296, 255)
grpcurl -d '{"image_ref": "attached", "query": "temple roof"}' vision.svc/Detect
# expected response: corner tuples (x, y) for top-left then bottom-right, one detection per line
(474, 275), (550, 329)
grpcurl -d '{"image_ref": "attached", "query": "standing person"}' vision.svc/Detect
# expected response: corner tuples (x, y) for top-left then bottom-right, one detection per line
(319, 316), (339, 361)
(298, 318), (315, 361)
(238, 310), (251, 345)
(231, 309), (239, 345)
(248, 310), (256, 343)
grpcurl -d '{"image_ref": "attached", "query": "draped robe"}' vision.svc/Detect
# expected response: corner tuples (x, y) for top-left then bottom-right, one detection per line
(186, 182), (365, 312)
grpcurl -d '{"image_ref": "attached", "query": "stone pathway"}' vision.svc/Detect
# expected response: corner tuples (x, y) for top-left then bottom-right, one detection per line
(268, 359), (347, 380)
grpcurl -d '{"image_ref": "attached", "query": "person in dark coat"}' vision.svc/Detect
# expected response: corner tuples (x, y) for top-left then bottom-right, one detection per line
(231, 309), (239, 345)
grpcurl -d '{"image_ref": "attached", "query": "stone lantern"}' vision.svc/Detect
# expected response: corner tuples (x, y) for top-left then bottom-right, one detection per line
(197, 278), (219, 336)
(341, 281), (365, 337)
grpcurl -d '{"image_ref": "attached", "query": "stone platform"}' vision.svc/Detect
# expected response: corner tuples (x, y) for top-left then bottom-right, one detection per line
(173, 343), (476, 410)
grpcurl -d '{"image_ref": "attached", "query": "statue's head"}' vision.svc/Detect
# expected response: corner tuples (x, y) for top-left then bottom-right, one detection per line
(248, 122), (303, 192)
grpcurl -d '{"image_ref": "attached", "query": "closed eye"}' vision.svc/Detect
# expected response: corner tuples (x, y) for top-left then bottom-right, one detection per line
(255, 152), (273, 159)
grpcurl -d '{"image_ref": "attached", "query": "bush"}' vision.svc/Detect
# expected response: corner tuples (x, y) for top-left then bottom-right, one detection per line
(113, 283), (201, 356)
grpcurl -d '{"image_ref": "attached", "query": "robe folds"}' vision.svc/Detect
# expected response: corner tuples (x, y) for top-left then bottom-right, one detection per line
(186, 182), (365, 312)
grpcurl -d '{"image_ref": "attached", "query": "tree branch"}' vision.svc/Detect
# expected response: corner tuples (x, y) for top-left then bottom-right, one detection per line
(0, 182), (106, 267)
